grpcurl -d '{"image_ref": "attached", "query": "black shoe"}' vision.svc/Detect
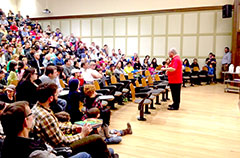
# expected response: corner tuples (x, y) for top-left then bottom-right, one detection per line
(118, 102), (124, 105)
(113, 153), (119, 158)
(168, 107), (179, 110)
(168, 104), (174, 107)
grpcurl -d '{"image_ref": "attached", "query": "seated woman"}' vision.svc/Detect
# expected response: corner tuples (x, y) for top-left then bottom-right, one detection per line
(148, 63), (155, 75)
(7, 61), (18, 85)
(83, 84), (111, 126)
(133, 57), (142, 70)
(0, 69), (7, 90)
(70, 69), (84, 86)
(67, 79), (84, 123)
(190, 58), (200, 74)
(17, 61), (25, 80)
(16, 68), (38, 108)
(124, 62), (134, 74)
(106, 64), (115, 76)
(114, 62), (126, 75)
(182, 59), (193, 87)
(142, 58), (149, 70)
(0, 85), (15, 104)
(151, 58), (158, 69)
(191, 58), (201, 85)
(182, 58), (191, 71)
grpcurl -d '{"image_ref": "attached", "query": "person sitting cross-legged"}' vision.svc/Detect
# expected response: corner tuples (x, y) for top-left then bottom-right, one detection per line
(87, 108), (132, 144)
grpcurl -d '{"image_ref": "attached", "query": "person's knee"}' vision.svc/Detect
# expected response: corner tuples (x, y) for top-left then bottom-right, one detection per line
(57, 98), (67, 110)
(113, 136), (122, 144)
(73, 152), (91, 158)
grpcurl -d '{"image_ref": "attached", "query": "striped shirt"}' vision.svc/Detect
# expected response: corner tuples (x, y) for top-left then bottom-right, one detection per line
(31, 102), (82, 147)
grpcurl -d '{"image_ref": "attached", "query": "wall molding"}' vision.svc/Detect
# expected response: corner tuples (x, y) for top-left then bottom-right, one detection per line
(31, 6), (222, 20)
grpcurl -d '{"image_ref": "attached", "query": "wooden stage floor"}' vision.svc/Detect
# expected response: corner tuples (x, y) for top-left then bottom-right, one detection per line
(108, 84), (240, 158)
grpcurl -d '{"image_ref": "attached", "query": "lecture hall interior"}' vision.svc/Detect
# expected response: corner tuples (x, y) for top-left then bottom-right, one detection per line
(0, 0), (240, 158)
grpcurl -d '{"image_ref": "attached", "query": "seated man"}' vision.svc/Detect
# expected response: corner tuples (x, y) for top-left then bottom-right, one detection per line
(81, 62), (94, 83)
(32, 82), (112, 158)
(63, 58), (74, 79)
(1, 101), (91, 158)
(0, 69), (7, 90)
(88, 61), (107, 87)
(53, 52), (64, 66)
(39, 66), (67, 113)
(89, 61), (103, 80)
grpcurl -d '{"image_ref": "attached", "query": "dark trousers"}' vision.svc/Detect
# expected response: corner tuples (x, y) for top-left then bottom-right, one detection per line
(70, 134), (111, 158)
(170, 84), (181, 109)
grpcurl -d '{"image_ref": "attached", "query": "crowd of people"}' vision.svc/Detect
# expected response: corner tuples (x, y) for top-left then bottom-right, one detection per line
(0, 8), (232, 158)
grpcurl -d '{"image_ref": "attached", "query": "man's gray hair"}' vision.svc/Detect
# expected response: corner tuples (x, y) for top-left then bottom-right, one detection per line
(169, 48), (177, 55)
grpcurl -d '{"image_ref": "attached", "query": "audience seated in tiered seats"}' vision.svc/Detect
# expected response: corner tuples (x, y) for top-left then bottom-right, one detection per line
(0, 7), (221, 157)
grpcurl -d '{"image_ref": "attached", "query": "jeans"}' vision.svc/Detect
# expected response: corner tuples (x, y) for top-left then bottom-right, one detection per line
(58, 98), (67, 111)
(105, 136), (122, 144)
(70, 152), (91, 158)
(108, 148), (115, 158)
(51, 98), (67, 113)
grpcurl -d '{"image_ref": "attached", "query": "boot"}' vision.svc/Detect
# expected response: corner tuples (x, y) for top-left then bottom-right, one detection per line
(102, 124), (111, 138)
(121, 123), (132, 136)
(127, 122), (132, 134)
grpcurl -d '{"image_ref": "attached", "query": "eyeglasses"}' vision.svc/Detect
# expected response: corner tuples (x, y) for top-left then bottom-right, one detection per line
(25, 112), (32, 118)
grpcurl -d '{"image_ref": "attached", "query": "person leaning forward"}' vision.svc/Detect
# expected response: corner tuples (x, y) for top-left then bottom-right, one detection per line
(31, 82), (111, 158)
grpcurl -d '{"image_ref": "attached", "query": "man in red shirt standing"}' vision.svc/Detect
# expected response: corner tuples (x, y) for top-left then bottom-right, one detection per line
(162, 48), (182, 110)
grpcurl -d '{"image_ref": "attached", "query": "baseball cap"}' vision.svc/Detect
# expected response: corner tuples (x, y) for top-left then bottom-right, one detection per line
(71, 69), (81, 74)
(5, 85), (16, 91)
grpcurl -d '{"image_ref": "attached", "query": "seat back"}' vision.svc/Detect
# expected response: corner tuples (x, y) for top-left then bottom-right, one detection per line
(111, 75), (118, 84)
(59, 79), (65, 89)
(93, 80), (100, 90)
(185, 67), (191, 72)
(145, 70), (151, 77)
(135, 80), (141, 87)
(156, 65), (162, 70)
(148, 76), (154, 86)
(193, 66), (200, 72)
(128, 73), (134, 79)
(10, 80), (19, 86)
(67, 78), (70, 85)
(141, 78), (148, 87)
(155, 74), (161, 81)
(105, 80), (108, 86)
(129, 83), (135, 101)
(79, 101), (84, 112)
(120, 74), (126, 81)
(202, 66), (208, 71)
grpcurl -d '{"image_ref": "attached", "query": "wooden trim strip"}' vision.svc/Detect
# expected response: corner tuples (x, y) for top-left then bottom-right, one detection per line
(31, 6), (223, 20)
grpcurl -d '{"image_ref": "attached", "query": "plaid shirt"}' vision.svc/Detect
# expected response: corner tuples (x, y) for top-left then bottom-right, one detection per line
(31, 102), (82, 147)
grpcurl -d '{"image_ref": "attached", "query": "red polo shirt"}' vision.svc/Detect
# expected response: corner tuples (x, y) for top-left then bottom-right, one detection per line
(167, 55), (182, 84)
